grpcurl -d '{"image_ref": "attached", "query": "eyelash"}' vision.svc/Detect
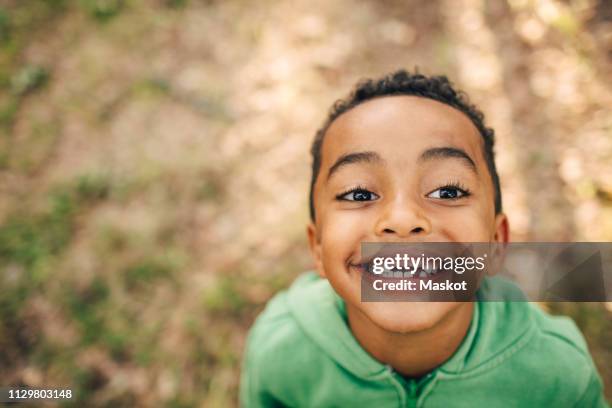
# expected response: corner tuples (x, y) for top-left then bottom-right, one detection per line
(335, 181), (471, 202)
(335, 185), (377, 201)
(428, 181), (472, 200)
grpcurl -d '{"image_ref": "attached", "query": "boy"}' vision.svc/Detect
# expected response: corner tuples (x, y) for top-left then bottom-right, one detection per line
(240, 70), (607, 407)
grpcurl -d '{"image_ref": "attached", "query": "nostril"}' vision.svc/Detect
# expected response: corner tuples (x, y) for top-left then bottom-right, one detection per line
(382, 227), (425, 234)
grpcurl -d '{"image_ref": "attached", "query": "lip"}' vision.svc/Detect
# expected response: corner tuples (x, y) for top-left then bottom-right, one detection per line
(351, 242), (480, 265)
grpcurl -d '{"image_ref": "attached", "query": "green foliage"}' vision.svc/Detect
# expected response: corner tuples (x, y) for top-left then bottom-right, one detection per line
(0, 1), (81, 138)
(0, 8), (10, 44)
(10, 119), (61, 173)
(0, 191), (75, 273)
(0, 2), (65, 132)
(1, 65), (50, 134)
(74, 174), (112, 203)
(0, 174), (112, 272)
(165, 0), (189, 9)
(66, 277), (109, 345)
(71, 366), (108, 405)
(0, 99), (18, 131)
(196, 179), (223, 202)
(123, 257), (175, 291)
(11, 64), (49, 96)
(202, 276), (248, 316)
(132, 77), (171, 96)
(79, 0), (124, 22)
(0, 173), (112, 375)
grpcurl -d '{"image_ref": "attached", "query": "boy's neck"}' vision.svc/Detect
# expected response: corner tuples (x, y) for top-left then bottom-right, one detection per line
(346, 302), (474, 378)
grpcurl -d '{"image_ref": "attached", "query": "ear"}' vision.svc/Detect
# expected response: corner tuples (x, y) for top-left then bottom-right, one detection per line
(494, 213), (509, 244)
(307, 222), (326, 278)
(488, 213), (509, 276)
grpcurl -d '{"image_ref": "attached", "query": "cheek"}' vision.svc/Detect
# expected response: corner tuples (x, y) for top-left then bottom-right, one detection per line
(318, 214), (367, 303)
(318, 211), (374, 281)
(435, 205), (495, 241)
(320, 205), (373, 242)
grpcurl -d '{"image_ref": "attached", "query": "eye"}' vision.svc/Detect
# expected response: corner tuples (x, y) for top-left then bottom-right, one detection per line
(427, 185), (470, 200)
(337, 188), (380, 202)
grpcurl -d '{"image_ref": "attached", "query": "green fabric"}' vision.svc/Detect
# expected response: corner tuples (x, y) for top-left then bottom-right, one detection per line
(240, 272), (608, 407)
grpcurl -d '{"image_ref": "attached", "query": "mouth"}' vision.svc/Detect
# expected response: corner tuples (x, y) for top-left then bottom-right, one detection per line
(349, 262), (447, 279)
(347, 243), (476, 283)
(349, 247), (450, 275)
(348, 243), (488, 301)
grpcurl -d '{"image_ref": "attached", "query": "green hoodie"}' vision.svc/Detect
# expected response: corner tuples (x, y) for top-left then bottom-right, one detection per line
(241, 272), (607, 407)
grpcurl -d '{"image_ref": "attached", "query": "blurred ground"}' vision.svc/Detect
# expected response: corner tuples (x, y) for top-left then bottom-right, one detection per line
(0, 0), (611, 406)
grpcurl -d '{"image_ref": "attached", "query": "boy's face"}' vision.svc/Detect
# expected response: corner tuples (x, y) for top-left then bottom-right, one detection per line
(308, 96), (509, 334)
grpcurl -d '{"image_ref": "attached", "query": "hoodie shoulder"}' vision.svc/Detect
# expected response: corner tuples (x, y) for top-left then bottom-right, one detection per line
(446, 300), (606, 406)
(241, 274), (338, 406)
(529, 304), (600, 377)
(247, 273), (321, 343)
(531, 304), (589, 353)
(245, 284), (324, 375)
(512, 304), (605, 406)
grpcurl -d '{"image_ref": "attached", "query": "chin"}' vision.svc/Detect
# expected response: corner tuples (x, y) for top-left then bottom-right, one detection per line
(361, 302), (460, 334)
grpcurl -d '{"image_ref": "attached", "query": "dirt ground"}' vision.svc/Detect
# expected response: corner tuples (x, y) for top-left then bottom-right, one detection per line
(0, 0), (611, 406)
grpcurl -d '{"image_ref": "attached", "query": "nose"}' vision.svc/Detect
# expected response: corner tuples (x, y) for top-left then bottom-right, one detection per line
(374, 197), (432, 238)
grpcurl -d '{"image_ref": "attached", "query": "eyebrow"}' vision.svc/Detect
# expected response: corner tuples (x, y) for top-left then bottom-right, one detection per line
(419, 147), (477, 173)
(327, 151), (383, 180)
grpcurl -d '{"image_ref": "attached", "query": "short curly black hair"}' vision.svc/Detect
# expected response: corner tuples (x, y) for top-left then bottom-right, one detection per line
(309, 69), (502, 221)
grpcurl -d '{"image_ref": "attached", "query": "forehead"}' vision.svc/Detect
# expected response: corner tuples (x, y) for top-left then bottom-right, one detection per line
(322, 96), (484, 167)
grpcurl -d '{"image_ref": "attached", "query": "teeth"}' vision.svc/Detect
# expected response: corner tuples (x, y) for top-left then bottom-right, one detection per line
(376, 267), (440, 278)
